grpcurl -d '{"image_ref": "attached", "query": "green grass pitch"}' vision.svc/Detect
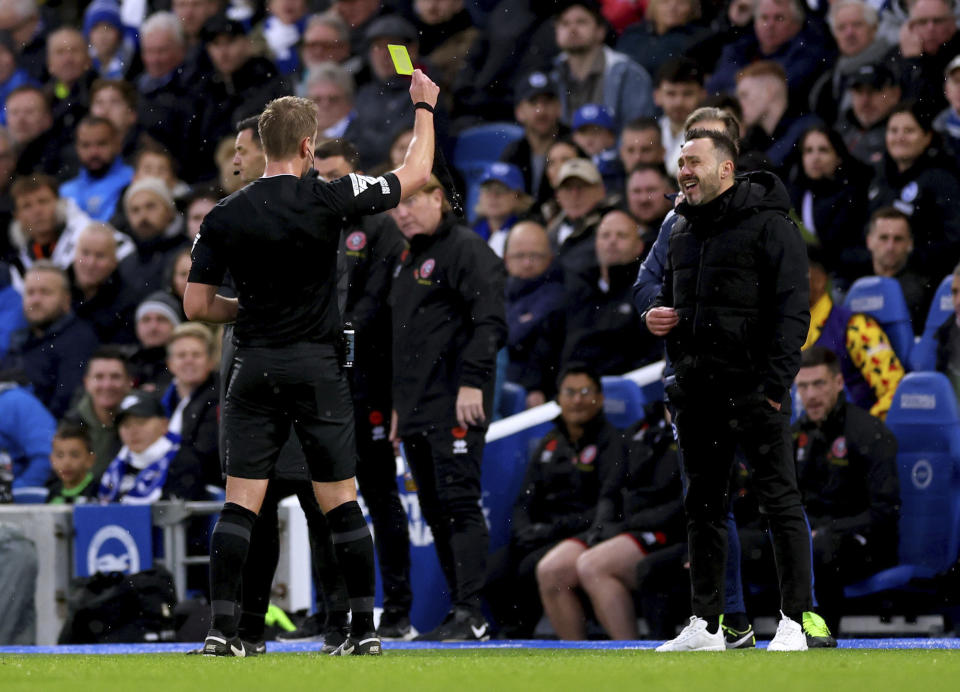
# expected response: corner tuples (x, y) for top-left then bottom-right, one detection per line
(3, 649), (960, 692)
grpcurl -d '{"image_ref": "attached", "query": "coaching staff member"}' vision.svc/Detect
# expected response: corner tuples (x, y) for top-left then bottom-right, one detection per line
(388, 175), (507, 642)
(184, 70), (439, 657)
(645, 129), (814, 652)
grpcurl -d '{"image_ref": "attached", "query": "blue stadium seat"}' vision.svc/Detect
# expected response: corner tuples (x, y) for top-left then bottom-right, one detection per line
(452, 123), (525, 222)
(908, 274), (953, 372)
(844, 372), (960, 598)
(499, 381), (528, 419)
(600, 376), (645, 428)
(843, 276), (914, 366)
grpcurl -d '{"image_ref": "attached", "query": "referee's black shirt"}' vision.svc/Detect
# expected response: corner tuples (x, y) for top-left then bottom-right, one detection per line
(188, 172), (401, 347)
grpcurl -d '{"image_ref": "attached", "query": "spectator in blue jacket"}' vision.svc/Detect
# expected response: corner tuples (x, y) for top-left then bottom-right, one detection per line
(1, 261), (99, 418)
(707, 0), (836, 110)
(550, 0), (654, 131)
(0, 372), (55, 500)
(59, 116), (133, 222)
(0, 260), (25, 359)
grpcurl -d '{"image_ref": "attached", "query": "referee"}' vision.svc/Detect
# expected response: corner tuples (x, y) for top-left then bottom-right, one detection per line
(184, 71), (439, 657)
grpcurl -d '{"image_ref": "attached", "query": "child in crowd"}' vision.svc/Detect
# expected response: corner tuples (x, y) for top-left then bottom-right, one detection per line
(654, 58), (706, 175)
(473, 162), (534, 257)
(98, 391), (180, 504)
(47, 421), (98, 505)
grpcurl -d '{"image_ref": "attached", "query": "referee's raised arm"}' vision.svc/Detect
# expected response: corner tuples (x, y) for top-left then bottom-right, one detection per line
(392, 69), (438, 200)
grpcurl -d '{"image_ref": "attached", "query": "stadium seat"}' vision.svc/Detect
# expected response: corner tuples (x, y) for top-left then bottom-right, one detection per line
(843, 276), (914, 366)
(908, 275), (953, 372)
(844, 372), (960, 598)
(600, 376), (645, 428)
(499, 381), (528, 419)
(452, 123), (525, 222)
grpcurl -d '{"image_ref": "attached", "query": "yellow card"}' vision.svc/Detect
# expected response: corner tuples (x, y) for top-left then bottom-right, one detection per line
(388, 44), (414, 75)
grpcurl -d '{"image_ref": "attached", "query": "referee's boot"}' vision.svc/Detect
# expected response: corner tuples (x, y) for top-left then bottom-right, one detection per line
(414, 606), (491, 642)
(721, 622), (756, 650)
(187, 638), (265, 656)
(802, 611), (838, 648)
(329, 633), (382, 656)
(200, 629), (250, 657)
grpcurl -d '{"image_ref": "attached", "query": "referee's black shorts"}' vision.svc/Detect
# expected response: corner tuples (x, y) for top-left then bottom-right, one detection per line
(222, 342), (356, 483)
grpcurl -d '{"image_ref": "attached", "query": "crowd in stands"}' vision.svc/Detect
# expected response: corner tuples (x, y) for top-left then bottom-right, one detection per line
(1, 0), (959, 641)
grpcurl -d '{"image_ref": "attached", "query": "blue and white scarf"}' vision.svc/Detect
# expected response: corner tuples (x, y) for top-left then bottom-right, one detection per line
(98, 431), (181, 504)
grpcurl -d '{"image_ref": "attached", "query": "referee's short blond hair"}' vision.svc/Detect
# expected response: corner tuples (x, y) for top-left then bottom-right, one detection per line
(258, 96), (319, 160)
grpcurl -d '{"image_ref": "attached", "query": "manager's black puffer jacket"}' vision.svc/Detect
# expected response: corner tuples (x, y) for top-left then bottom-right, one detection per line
(653, 171), (810, 405)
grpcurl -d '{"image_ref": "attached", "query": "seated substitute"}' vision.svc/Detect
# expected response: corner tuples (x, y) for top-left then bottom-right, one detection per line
(792, 347), (900, 631)
(487, 365), (623, 638)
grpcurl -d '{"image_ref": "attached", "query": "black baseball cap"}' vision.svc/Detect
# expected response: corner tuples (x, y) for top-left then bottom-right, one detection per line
(848, 63), (896, 90)
(115, 392), (167, 423)
(515, 71), (559, 103)
(201, 14), (247, 43)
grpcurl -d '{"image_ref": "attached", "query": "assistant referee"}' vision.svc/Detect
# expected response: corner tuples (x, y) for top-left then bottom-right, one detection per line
(184, 71), (439, 657)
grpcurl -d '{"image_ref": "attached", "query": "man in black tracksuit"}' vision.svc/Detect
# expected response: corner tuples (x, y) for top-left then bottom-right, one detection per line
(389, 176), (507, 641)
(792, 347), (900, 631)
(315, 139), (414, 639)
(645, 130), (814, 651)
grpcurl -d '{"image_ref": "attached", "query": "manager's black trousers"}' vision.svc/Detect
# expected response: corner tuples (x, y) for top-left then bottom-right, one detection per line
(403, 427), (488, 612)
(673, 393), (812, 618)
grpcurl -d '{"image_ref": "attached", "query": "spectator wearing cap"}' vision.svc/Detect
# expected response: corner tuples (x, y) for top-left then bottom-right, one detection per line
(655, 58), (706, 176)
(59, 116), (133, 223)
(305, 61), (357, 140)
(0, 0), (48, 84)
(98, 390), (180, 504)
(571, 104), (623, 194)
(69, 222), (139, 345)
(473, 162), (534, 257)
(546, 157), (619, 277)
(129, 290), (181, 391)
(349, 15), (422, 170)
(409, 0), (479, 104)
(1, 261), (99, 419)
(0, 31), (38, 127)
(885, 0), (960, 113)
(161, 322), (221, 500)
(615, 0), (709, 80)
(551, 1), (655, 131)
(83, 0), (135, 80)
(254, 0), (310, 77)
(500, 72), (570, 207)
(188, 14), (292, 183)
(120, 176), (188, 297)
(707, 0), (836, 110)
(868, 99), (960, 279)
(736, 61), (820, 174)
(136, 13), (194, 171)
(502, 220), (568, 407)
(836, 62), (902, 166)
(934, 55), (960, 160)
(809, 0), (891, 125)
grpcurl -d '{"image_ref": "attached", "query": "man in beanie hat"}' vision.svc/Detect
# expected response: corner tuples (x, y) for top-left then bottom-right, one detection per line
(84, 0), (135, 79)
(129, 290), (181, 391)
(120, 176), (188, 296)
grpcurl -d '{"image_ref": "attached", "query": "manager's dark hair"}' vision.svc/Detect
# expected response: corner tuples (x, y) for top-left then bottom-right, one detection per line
(314, 138), (361, 170)
(800, 346), (841, 375)
(683, 128), (738, 167)
(556, 363), (603, 394)
(236, 116), (262, 148)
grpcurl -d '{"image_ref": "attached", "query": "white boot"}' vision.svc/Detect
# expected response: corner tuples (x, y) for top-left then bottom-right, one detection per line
(767, 612), (808, 651)
(656, 616), (726, 652)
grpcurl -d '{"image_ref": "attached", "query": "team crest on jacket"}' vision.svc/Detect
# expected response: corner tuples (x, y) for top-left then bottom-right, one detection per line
(346, 231), (367, 251)
(579, 445), (597, 465)
(831, 436), (847, 459)
(420, 258), (436, 278)
(541, 437), (558, 462)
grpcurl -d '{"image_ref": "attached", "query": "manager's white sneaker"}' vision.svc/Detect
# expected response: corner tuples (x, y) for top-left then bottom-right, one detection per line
(656, 617), (726, 652)
(767, 612), (808, 651)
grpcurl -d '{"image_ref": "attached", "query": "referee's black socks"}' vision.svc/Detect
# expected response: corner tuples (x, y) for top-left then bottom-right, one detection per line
(209, 502), (258, 637)
(326, 501), (376, 635)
